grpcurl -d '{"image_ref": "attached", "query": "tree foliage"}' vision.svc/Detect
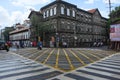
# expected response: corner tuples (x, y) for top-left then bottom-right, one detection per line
(3, 27), (14, 42)
(110, 6), (120, 18)
(30, 14), (53, 41)
(107, 6), (120, 32)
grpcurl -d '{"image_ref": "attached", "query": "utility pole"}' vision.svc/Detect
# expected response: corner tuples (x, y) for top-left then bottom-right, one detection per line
(108, 0), (112, 49)
(108, 0), (112, 20)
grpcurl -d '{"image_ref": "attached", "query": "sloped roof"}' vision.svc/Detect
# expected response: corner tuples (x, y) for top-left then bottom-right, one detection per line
(28, 10), (42, 18)
(88, 9), (97, 13)
(9, 27), (29, 34)
(88, 8), (102, 17)
(41, 0), (77, 10)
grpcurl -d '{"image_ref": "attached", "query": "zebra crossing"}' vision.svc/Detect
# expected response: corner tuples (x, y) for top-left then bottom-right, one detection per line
(48, 53), (120, 80)
(0, 51), (63, 80)
(0, 49), (120, 80)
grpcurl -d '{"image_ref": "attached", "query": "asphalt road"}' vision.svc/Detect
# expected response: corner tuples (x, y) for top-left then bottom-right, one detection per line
(0, 47), (120, 80)
(12, 47), (116, 72)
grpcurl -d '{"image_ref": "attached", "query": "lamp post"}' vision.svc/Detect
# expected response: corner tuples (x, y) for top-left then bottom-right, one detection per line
(74, 25), (77, 47)
(74, 36), (77, 47)
(56, 32), (59, 48)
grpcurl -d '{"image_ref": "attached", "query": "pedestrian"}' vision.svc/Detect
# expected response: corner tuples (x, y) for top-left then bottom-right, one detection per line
(93, 42), (97, 47)
(63, 41), (67, 48)
(5, 43), (9, 52)
(15, 43), (19, 49)
(37, 41), (42, 50)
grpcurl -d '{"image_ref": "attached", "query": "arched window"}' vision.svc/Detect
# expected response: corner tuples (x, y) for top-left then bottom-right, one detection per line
(53, 7), (56, 15)
(61, 7), (64, 14)
(46, 10), (49, 17)
(43, 12), (46, 18)
(72, 10), (75, 17)
(67, 8), (70, 16)
(50, 8), (53, 16)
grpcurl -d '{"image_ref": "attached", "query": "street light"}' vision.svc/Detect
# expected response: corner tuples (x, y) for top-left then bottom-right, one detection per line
(74, 24), (77, 47)
(56, 32), (59, 48)
(74, 36), (77, 47)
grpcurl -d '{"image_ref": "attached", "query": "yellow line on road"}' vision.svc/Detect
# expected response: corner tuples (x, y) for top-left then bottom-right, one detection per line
(69, 49), (86, 65)
(63, 49), (74, 69)
(43, 49), (55, 64)
(55, 48), (60, 68)
(81, 50), (101, 60)
(85, 50), (106, 57)
(28, 49), (47, 58)
(100, 50), (115, 55)
(77, 50), (94, 62)
(19, 49), (37, 53)
(34, 49), (50, 61)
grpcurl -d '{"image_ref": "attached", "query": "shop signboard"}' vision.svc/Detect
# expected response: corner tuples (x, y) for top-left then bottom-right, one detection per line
(110, 24), (120, 41)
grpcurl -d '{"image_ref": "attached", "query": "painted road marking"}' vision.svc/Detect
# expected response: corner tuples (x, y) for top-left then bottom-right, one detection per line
(11, 48), (117, 72)
(84, 50), (109, 58)
(63, 49), (74, 70)
(28, 48), (47, 58)
(80, 50), (101, 60)
(43, 49), (55, 64)
(68, 49), (86, 66)
(55, 48), (60, 68)
(76, 50), (94, 62)
(34, 49), (51, 61)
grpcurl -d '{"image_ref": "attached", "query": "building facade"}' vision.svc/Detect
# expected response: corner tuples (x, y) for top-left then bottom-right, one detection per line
(9, 24), (31, 47)
(29, 0), (108, 47)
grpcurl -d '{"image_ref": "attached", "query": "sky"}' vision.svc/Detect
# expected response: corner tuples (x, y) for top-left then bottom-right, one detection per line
(0, 0), (120, 29)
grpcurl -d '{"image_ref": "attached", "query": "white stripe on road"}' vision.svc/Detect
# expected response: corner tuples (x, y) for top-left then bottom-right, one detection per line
(0, 66), (47, 76)
(1, 69), (55, 80)
(81, 68), (120, 79)
(47, 75), (76, 80)
(94, 63), (120, 68)
(0, 60), (30, 65)
(0, 59), (23, 63)
(0, 64), (40, 71)
(0, 62), (35, 68)
(88, 65), (120, 73)
(71, 71), (109, 80)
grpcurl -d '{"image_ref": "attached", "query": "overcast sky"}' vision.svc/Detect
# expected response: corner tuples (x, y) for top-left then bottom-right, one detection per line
(0, 0), (120, 29)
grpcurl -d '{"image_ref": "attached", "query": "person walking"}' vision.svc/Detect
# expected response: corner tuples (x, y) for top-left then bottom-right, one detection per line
(15, 43), (19, 50)
(37, 41), (42, 50)
(5, 43), (9, 52)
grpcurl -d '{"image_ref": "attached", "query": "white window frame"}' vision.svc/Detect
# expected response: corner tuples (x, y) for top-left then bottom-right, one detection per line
(72, 10), (75, 17)
(50, 8), (53, 16)
(67, 8), (70, 16)
(61, 7), (64, 14)
(53, 7), (56, 15)
(46, 10), (49, 17)
(43, 12), (46, 18)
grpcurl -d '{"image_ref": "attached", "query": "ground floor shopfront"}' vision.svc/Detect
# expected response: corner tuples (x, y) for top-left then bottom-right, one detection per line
(11, 40), (31, 48)
(42, 32), (107, 48)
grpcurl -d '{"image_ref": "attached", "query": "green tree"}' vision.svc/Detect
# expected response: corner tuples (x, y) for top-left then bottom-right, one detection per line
(30, 14), (41, 38)
(108, 6), (120, 36)
(3, 27), (15, 42)
(109, 6), (120, 22)
(106, 19), (111, 38)
(30, 14), (53, 42)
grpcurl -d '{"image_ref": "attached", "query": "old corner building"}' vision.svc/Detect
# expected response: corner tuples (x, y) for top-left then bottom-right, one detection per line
(29, 0), (108, 47)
